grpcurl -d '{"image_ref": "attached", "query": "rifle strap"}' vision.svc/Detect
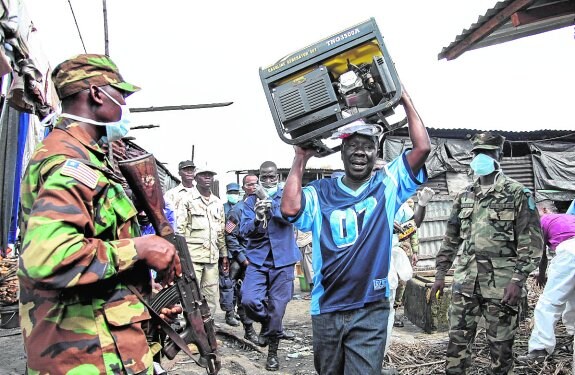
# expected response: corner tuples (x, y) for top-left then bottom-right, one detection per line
(126, 285), (204, 367)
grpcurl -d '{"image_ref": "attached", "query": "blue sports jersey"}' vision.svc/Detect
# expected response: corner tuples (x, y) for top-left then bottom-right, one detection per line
(290, 151), (426, 315)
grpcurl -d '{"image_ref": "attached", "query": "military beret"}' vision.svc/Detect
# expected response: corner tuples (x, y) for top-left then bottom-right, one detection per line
(226, 183), (240, 192)
(51, 54), (140, 99)
(471, 132), (505, 151)
(178, 160), (195, 170)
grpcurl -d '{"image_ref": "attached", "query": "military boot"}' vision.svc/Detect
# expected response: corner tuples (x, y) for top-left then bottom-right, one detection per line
(243, 323), (259, 344)
(265, 337), (280, 371)
(225, 311), (239, 326)
(258, 321), (270, 347)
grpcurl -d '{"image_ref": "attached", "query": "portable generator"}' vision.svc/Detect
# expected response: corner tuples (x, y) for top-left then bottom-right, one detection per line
(259, 18), (405, 156)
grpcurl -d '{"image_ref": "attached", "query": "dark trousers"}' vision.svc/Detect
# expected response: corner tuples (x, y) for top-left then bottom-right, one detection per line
(311, 299), (390, 375)
(241, 256), (294, 338)
(230, 260), (253, 325)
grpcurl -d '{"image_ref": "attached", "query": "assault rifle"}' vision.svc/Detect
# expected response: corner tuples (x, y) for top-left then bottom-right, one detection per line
(118, 154), (220, 375)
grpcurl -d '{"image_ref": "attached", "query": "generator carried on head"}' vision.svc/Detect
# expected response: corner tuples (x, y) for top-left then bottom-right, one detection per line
(259, 18), (405, 156)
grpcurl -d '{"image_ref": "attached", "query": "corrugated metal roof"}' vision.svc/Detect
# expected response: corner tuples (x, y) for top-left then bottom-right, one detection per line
(390, 126), (575, 142)
(439, 0), (575, 60)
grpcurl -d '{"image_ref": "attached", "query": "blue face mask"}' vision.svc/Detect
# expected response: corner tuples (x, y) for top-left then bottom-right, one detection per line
(264, 185), (277, 197)
(227, 194), (240, 204)
(470, 153), (498, 176)
(59, 88), (131, 143)
(98, 89), (131, 142)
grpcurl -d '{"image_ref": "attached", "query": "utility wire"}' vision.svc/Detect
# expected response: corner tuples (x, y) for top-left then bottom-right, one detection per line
(67, 0), (87, 53)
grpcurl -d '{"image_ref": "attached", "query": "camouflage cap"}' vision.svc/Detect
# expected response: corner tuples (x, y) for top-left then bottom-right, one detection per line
(178, 160), (195, 170)
(51, 54), (140, 99)
(471, 132), (505, 151)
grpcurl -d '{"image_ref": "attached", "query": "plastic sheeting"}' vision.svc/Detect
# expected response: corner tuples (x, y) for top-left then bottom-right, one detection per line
(531, 142), (575, 202)
(382, 136), (474, 179)
(382, 136), (575, 203)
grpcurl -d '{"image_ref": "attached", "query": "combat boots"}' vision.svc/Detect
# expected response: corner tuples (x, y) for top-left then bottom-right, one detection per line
(265, 337), (280, 371)
(243, 323), (259, 344)
(225, 311), (239, 326)
(258, 321), (270, 347)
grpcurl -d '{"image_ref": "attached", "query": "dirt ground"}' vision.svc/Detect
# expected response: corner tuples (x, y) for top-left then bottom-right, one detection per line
(0, 279), (431, 375)
(1, 278), (573, 374)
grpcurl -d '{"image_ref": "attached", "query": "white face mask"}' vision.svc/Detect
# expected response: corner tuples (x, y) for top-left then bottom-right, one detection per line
(59, 88), (131, 142)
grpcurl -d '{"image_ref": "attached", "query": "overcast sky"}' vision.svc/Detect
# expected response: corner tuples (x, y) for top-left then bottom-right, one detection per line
(24, 0), (575, 187)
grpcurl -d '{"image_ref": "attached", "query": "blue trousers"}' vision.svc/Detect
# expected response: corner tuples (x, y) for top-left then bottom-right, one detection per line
(312, 299), (390, 375)
(241, 257), (294, 338)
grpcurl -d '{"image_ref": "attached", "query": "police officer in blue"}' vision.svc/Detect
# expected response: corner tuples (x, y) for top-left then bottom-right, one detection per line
(223, 182), (241, 217)
(224, 176), (259, 341)
(221, 182), (243, 326)
(240, 161), (301, 371)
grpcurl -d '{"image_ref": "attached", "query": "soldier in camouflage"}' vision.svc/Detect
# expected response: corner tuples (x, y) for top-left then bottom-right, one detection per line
(18, 54), (182, 375)
(430, 132), (543, 375)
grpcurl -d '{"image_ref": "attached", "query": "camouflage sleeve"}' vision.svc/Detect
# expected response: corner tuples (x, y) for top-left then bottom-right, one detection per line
(217, 203), (228, 258)
(20, 158), (139, 289)
(510, 188), (543, 287)
(435, 192), (464, 280)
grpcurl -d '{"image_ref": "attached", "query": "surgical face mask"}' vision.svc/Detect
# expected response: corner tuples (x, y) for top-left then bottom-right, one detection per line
(264, 182), (284, 197)
(263, 185), (278, 197)
(227, 193), (240, 204)
(470, 153), (498, 176)
(59, 88), (131, 142)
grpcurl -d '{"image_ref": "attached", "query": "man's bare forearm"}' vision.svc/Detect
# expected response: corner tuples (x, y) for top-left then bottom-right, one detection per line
(402, 89), (431, 173)
(281, 148), (311, 217)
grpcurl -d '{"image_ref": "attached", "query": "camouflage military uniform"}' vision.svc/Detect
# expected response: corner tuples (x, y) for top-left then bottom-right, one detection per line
(176, 187), (227, 315)
(18, 54), (154, 374)
(436, 174), (543, 374)
(18, 119), (154, 374)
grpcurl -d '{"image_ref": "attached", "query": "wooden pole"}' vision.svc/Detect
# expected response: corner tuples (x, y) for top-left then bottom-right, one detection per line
(103, 0), (109, 55)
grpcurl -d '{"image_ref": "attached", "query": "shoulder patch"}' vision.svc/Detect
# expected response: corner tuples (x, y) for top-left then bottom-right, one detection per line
(523, 188), (535, 211)
(60, 159), (99, 189)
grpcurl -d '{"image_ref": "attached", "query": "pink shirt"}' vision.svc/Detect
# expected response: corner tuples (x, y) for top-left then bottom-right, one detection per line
(540, 214), (575, 251)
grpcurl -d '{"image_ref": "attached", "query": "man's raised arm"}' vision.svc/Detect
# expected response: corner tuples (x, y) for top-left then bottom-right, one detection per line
(281, 147), (317, 217)
(402, 87), (431, 174)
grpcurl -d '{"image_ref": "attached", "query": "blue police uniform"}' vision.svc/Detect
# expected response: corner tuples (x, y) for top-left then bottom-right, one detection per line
(226, 201), (248, 264)
(224, 201), (252, 326)
(223, 202), (235, 218)
(239, 187), (301, 337)
(224, 182), (241, 217)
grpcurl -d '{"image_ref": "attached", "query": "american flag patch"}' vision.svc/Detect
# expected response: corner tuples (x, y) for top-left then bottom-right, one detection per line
(61, 160), (99, 189)
(225, 220), (237, 234)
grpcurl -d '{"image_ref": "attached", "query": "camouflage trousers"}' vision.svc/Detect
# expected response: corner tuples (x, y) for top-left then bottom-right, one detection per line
(445, 291), (519, 375)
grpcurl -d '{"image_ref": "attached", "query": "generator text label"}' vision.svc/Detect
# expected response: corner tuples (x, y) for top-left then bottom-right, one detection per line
(326, 28), (360, 46)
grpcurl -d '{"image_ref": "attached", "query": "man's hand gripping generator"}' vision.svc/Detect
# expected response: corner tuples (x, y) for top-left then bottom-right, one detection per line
(259, 18), (404, 156)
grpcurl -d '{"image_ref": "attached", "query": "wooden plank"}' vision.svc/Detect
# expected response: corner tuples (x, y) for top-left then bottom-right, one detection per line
(512, 1), (575, 27)
(444, 0), (536, 60)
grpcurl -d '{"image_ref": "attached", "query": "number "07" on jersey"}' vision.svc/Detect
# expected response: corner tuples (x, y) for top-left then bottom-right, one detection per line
(329, 197), (377, 248)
